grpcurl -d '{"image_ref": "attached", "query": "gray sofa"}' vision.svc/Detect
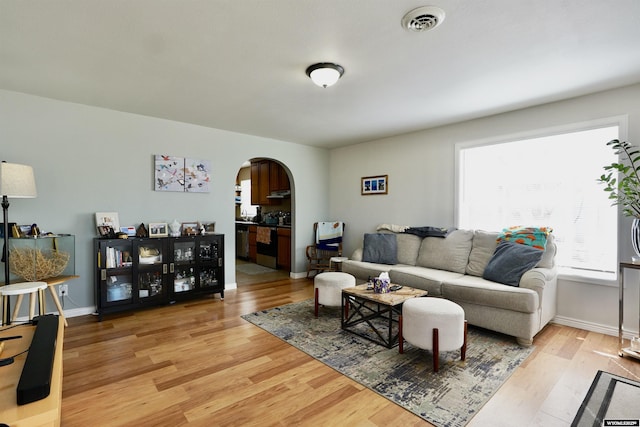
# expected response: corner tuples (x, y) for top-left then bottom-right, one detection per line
(342, 227), (557, 346)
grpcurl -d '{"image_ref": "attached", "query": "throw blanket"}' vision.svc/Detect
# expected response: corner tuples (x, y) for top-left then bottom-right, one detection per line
(257, 226), (271, 244)
(377, 223), (409, 233)
(316, 221), (343, 251)
(403, 226), (456, 238)
(497, 226), (553, 250)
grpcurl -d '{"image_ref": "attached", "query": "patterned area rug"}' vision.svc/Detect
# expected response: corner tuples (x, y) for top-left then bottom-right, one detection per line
(242, 299), (534, 427)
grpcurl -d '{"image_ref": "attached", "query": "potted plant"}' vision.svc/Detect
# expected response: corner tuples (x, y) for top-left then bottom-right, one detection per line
(598, 139), (640, 256)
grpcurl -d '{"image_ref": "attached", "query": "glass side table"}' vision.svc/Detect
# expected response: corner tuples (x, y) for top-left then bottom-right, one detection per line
(618, 262), (640, 360)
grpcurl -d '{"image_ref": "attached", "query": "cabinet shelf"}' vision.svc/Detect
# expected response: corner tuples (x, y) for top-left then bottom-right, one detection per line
(95, 234), (224, 319)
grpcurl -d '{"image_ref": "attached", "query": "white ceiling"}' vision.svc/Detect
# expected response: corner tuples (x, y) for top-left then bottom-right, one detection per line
(2, 1), (640, 149)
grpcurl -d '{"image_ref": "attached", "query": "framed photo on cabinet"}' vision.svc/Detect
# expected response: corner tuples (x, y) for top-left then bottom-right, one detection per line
(149, 222), (168, 238)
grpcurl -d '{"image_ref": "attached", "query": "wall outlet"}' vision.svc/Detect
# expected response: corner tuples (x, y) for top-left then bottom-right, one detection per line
(59, 284), (68, 297)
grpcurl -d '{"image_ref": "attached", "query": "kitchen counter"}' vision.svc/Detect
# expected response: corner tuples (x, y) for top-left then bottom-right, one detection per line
(235, 221), (290, 228)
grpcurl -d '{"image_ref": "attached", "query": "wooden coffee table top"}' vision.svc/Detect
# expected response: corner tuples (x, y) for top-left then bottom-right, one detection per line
(342, 283), (428, 306)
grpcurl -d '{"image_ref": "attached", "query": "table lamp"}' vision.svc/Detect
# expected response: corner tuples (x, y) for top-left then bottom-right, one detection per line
(1, 161), (37, 325)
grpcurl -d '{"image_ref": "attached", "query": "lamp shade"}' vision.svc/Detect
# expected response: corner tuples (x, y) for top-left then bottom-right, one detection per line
(306, 63), (344, 88)
(0, 162), (37, 198)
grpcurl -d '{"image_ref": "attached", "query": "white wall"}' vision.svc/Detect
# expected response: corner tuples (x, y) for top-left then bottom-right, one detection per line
(329, 83), (640, 336)
(1, 89), (330, 316)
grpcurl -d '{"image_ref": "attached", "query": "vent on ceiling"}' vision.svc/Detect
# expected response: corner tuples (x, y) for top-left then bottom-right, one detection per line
(401, 6), (445, 33)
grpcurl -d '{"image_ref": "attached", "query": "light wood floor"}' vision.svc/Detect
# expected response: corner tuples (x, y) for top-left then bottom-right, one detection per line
(61, 276), (640, 426)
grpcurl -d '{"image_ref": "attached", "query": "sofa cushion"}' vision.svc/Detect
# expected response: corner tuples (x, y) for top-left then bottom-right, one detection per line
(442, 275), (539, 313)
(416, 229), (474, 274)
(466, 230), (500, 277)
(482, 241), (544, 287)
(389, 266), (464, 297)
(396, 233), (423, 266)
(342, 259), (393, 281)
(362, 233), (397, 264)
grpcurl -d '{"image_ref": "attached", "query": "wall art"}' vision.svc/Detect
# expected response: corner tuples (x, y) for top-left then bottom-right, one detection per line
(361, 175), (388, 195)
(154, 155), (211, 193)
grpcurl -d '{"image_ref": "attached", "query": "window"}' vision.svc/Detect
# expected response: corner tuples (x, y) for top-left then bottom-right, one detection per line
(240, 179), (257, 219)
(456, 118), (625, 281)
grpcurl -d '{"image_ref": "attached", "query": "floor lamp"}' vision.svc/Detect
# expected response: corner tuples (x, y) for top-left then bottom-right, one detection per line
(1, 161), (37, 325)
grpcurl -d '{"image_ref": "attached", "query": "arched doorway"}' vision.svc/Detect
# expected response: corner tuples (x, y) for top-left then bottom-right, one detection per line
(234, 158), (293, 285)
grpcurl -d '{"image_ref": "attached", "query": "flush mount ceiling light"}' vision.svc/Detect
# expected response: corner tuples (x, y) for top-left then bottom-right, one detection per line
(305, 63), (344, 88)
(401, 6), (445, 32)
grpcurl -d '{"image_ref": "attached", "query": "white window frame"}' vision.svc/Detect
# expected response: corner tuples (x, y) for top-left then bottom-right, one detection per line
(454, 115), (628, 285)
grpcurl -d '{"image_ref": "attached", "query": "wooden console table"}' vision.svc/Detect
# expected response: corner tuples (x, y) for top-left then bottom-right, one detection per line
(0, 315), (64, 426)
(618, 262), (640, 360)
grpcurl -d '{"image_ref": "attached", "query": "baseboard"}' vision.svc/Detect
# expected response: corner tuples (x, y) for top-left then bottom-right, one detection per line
(552, 315), (638, 339)
(290, 271), (308, 279)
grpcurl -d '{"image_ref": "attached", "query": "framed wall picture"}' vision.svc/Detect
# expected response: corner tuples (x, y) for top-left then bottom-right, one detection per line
(361, 175), (388, 195)
(155, 155), (185, 192)
(148, 222), (168, 238)
(184, 158), (211, 193)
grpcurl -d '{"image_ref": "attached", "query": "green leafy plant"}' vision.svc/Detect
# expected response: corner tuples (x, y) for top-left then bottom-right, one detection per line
(599, 139), (640, 218)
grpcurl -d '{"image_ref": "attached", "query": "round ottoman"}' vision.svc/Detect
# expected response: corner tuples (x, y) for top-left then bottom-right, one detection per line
(400, 297), (467, 372)
(313, 272), (355, 317)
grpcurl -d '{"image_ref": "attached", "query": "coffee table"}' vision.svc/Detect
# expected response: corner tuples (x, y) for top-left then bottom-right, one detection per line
(341, 283), (428, 348)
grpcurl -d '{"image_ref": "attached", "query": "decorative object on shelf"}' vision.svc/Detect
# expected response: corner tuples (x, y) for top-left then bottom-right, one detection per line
(120, 226), (136, 237)
(598, 139), (640, 257)
(7, 235), (75, 283)
(9, 247), (70, 281)
(305, 63), (344, 88)
(181, 222), (198, 236)
(201, 222), (215, 235)
(95, 212), (120, 237)
(154, 155), (211, 193)
(1, 161), (37, 325)
(361, 174), (388, 195)
(136, 223), (148, 238)
(169, 219), (181, 237)
(148, 222), (168, 238)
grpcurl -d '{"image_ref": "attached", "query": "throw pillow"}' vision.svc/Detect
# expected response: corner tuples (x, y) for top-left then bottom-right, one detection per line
(498, 226), (553, 250)
(362, 233), (398, 265)
(483, 240), (544, 287)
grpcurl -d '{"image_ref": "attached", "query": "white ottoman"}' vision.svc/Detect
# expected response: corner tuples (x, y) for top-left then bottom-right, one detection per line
(400, 297), (467, 372)
(314, 272), (355, 317)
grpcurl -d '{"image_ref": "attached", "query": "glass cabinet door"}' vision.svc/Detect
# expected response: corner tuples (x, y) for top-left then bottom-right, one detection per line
(134, 239), (167, 304)
(98, 239), (134, 307)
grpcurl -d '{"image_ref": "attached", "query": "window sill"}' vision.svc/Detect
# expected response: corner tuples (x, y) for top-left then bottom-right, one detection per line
(558, 267), (617, 287)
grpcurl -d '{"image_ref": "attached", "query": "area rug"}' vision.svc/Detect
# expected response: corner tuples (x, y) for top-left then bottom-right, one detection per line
(241, 299), (534, 427)
(236, 263), (276, 275)
(572, 370), (640, 426)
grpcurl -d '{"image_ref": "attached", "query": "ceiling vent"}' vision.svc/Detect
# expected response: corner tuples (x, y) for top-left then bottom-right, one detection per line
(401, 6), (445, 33)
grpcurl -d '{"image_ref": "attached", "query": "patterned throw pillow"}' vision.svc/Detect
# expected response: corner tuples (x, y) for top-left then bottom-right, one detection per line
(497, 226), (553, 250)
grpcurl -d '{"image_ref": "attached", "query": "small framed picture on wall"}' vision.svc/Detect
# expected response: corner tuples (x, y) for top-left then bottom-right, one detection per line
(361, 175), (388, 195)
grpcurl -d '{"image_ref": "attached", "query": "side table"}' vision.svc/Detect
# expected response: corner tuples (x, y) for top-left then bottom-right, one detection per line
(618, 262), (640, 360)
(329, 256), (348, 272)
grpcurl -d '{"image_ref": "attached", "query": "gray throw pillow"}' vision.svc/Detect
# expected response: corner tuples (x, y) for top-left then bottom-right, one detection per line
(362, 233), (398, 265)
(482, 241), (543, 287)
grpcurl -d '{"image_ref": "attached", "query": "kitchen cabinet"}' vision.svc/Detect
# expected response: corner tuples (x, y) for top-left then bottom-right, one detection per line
(251, 160), (290, 205)
(277, 227), (291, 271)
(248, 225), (257, 262)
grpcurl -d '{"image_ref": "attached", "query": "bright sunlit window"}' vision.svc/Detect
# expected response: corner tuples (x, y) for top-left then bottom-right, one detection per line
(456, 119), (624, 281)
